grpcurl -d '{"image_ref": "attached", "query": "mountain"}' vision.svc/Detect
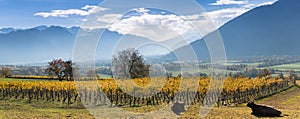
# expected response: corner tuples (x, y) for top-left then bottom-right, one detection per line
(167, 0), (300, 60)
(0, 25), (154, 64)
(65, 26), (80, 35)
(0, 26), (75, 64)
(0, 28), (16, 34)
(0, 25), (107, 64)
(34, 25), (48, 31)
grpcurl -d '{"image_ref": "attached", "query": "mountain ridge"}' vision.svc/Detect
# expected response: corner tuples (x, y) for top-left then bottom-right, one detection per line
(165, 0), (300, 60)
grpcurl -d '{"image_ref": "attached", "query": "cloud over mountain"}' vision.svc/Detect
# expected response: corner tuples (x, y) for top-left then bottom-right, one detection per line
(210, 0), (248, 5)
(34, 5), (109, 18)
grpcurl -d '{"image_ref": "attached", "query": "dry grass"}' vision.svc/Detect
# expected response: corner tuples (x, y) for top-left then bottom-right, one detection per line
(180, 81), (300, 119)
(0, 99), (94, 119)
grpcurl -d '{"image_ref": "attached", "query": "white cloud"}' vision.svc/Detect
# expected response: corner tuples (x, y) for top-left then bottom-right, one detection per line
(34, 9), (89, 18)
(132, 8), (150, 13)
(107, 13), (200, 42)
(205, 0), (278, 27)
(34, 5), (108, 18)
(205, 7), (249, 27)
(241, 1), (277, 9)
(78, 8), (216, 42)
(82, 19), (88, 22)
(81, 5), (95, 10)
(184, 14), (203, 21)
(256, 0), (278, 7)
(210, 0), (248, 5)
(96, 14), (123, 23)
(81, 0), (278, 42)
(81, 5), (109, 14)
(242, 4), (256, 9)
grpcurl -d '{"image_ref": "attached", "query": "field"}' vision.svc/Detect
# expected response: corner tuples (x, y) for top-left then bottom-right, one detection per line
(169, 69), (240, 76)
(0, 78), (294, 118)
(181, 81), (300, 119)
(0, 77), (57, 82)
(0, 80), (298, 118)
(267, 62), (300, 71)
(0, 99), (94, 118)
(224, 61), (262, 68)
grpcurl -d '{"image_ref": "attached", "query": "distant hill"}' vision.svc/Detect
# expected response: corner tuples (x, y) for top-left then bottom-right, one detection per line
(0, 26), (75, 64)
(65, 26), (80, 35)
(165, 0), (300, 60)
(0, 25), (151, 64)
(33, 25), (48, 31)
(0, 28), (16, 34)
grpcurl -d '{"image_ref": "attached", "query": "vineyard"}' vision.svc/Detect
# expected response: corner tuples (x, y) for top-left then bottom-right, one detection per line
(0, 77), (296, 108)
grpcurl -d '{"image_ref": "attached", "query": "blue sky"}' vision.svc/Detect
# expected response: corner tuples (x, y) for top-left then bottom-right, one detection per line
(0, 0), (277, 28)
(0, 0), (101, 28)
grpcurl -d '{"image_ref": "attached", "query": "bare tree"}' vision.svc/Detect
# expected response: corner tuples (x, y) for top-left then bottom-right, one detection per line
(0, 67), (11, 78)
(63, 60), (74, 81)
(112, 49), (149, 79)
(87, 69), (96, 77)
(46, 59), (74, 81)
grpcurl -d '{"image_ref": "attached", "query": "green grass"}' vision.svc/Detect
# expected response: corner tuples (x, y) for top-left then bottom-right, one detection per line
(0, 77), (67, 82)
(97, 74), (112, 79)
(169, 69), (239, 76)
(0, 98), (94, 119)
(244, 62), (263, 68)
(0, 77), (40, 81)
(268, 62), (300, 71)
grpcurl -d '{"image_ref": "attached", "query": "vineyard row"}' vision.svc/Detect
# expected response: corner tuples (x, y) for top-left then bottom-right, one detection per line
(0, 77), (296, 107)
